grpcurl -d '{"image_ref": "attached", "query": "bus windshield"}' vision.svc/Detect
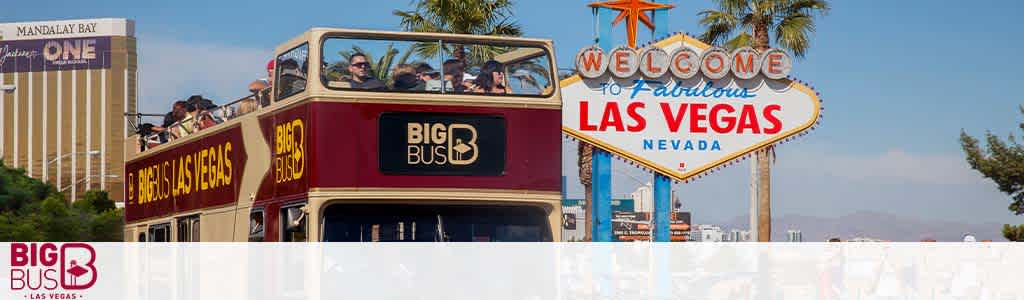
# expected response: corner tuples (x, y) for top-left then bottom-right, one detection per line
(320, 36), (554, 97)
(321, 204), (552, 242)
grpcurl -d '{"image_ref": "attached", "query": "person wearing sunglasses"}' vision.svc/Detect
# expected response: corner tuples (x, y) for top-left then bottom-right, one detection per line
(344, 52), (385, 90)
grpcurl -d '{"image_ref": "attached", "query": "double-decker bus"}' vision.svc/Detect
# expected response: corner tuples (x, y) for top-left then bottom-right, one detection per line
(124, 28), (562, 242)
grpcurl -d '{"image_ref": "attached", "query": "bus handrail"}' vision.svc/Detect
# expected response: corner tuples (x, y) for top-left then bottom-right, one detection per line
(136, 89), (268, 152)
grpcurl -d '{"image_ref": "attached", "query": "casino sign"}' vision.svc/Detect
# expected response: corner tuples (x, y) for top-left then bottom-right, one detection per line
(560, 33), (821, 181)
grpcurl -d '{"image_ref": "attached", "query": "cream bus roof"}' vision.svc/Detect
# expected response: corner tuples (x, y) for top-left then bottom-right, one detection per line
(275, 27), (554, 54)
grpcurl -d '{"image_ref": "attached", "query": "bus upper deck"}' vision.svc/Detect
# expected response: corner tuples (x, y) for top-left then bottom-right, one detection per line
(124, 28), (563, 242)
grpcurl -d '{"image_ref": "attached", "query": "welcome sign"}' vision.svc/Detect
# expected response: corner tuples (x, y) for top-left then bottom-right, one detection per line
(561, 34), (821, 181)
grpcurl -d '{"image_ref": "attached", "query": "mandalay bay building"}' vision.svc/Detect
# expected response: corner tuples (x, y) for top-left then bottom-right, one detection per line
(0, 18), (137, 203)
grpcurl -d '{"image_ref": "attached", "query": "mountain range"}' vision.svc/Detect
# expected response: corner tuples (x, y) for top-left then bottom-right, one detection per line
(715, 211), (1011, 242)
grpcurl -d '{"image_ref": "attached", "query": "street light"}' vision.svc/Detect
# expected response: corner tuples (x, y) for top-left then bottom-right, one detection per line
(47, 150), (103, 202)
(61, 174), (119, 193)
(45, 150), (101, 182)
(47, 150), (101, 165)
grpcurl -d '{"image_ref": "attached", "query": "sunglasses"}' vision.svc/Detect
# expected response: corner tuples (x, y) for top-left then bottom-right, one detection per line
(351, 62), (370, 69)
(249, 89), (261, 93)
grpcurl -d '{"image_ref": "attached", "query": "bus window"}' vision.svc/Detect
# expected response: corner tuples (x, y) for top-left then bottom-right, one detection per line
(321, 204), (551, 242)
(249, 209), (265, 242)
(321, 37), (438, 92)
(137, 232), (146, 242)
(176, 215), (200, 242)
(441, 41), (554, 97)
(275, 43), (309, 101)
(281, 205), (307, 242)
(320, 36), (553, 97)
(148, 223), (171, 242)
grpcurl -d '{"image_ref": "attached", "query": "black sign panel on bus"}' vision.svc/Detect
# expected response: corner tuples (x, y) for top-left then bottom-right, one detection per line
(379, 112), (506, 175)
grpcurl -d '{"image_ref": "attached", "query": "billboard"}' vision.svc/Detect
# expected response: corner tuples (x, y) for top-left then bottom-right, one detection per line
(0, 37), (112, 73)
(561, 34), (821, 181)
(612, 211), (691, 242)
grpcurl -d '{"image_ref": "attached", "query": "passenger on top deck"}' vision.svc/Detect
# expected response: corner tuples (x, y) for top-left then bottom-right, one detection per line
(248, 80), (271, 107)
(137, 123), (164, 150)
(343, 53), (385, 90)
(391, 64), (423, 91)
(472, 60), (511, 94)
(237, 97), (258, 116)
(440, 59), (469, 93)
(168, 101), (193, 139)
(265, 59), (275, 86)
(277, 58), (308, 96)
(186, 95), (220, 130)
(416, 63), (441, 87)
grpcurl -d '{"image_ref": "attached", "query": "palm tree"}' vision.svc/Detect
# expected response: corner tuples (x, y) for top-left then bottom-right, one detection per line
(697, 0), (829, 242)
(393, 0), (523, 65)
(578, 143), (594, 241)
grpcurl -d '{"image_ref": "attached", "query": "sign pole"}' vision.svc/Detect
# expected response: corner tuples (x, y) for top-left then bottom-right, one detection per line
(592, 149), (613, 242)
(652, 0), (670, 243)
(653, 173), (671, 242)
(589, 6), (615, 242)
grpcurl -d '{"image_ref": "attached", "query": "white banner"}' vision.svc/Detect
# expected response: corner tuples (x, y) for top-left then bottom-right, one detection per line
(3, 243), (1024, 299)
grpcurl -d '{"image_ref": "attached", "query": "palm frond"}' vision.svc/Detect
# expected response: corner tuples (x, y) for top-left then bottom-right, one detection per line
(785, 0), (830, 16)
(698, 9), (738, 46)
(395, 0), (523, 36)
(774, 12), (813, 57)
(723, 32), (754, 50)
(699, 0), (828, 57)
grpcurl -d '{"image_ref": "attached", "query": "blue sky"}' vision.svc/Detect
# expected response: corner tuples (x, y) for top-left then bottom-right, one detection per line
(4, 0), (1024, 233)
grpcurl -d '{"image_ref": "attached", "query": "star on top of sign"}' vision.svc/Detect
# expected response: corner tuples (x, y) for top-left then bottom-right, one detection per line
(589, 0), (674, 49)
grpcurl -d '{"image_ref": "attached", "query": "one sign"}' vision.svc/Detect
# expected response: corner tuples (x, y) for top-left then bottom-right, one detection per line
(0, 37), (112, 73)
(0, 18), (134, 41)
(561, 34), (820, 181)
(378, 113), (506, 176)
(612, 211), (691, 241)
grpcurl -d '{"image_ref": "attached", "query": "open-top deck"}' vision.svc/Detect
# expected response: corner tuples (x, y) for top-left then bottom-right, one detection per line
(124, 28), (564, 242)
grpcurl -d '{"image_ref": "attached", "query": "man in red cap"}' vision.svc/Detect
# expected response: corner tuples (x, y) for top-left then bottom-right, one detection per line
(266, 59), (275, 85)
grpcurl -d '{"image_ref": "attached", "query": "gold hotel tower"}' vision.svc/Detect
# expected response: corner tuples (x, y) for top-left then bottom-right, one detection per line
(1, 18), (136, 202)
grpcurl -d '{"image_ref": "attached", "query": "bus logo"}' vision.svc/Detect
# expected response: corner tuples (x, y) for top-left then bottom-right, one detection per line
(10, 243), (98, 292)
(274, 118), (305, 184)
(379, 113), (505, 176)
(406, 122), (478, 166)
